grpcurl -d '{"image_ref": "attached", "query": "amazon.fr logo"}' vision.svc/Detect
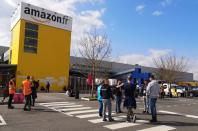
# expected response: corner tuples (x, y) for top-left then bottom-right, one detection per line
(24, 7), (69, 25)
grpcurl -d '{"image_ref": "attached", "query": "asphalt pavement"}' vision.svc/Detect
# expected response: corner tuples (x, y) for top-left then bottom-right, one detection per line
(0, 93), (198, 131)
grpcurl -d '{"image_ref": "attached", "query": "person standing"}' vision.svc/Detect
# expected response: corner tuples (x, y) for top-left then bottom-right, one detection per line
(8, 76), (16, 109)
(142, 80), (149, 114)
(115, 80), (124, 114)
(31, 77), (37, 106)
(97, 80), (104, 117)
(123, 76), (137, 123)
(22, 76), (32, 111)
(146, 75), (160, 123)
(46, 81), (50, 93)
(100, 79), (114, 122)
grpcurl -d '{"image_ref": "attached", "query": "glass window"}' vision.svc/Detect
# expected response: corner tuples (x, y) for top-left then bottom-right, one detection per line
(25, 29), (38, 39)
(24, 46), (37, 53)
(24, 22), (38, 54)
(25, 22), (38, 31)
(24, 38), (38, 46)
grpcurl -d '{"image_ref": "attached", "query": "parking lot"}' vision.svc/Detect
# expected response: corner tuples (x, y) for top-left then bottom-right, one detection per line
(0, 93), (198, 131)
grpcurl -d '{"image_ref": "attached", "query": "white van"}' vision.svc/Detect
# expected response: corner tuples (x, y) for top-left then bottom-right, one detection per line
(163, 83), (185, 97)
(163, 83), (178, 96)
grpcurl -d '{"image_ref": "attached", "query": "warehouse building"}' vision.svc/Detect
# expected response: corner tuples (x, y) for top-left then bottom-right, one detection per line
(0, 2), (72, 91)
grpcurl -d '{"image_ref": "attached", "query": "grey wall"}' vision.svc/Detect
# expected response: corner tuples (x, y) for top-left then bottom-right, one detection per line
(70, 56), (194, 82)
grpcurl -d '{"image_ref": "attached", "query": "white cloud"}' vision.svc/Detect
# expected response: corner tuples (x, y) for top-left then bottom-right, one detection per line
(116, 49), (198, 80)
(188, 59), (198, 80)
(161, 0), (173, 7)
(135, 4), (145, 14)
(116, 49), (171, 67)
(152, 10), (163, 16)
(0, 0), (106, 52)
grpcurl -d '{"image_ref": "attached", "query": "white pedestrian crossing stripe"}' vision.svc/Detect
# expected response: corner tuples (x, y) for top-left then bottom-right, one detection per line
(39, 102), (69, 105)
(57, 107), (92, 112)
(51, 105), (83, 109)
(159, 110), (198, 119)
(43, 103), (76, 107)
(137, 125), (176, 131)
(0, 115), (7, 126)
(104, 122), (140, 130)
(65, 109), (98, 116)
(76, 113), (100, 118)
(39, 102), (176, 131)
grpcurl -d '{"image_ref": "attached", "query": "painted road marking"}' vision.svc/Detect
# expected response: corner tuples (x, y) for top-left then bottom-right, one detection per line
(0, 115), (7, 126)
(58, 107), (92, 112)
(76, 113), (100, 119)
(76, 113), (116, 119)
(88, 116), (124, 124)
(51, 105), (83, 109)
(42, 103), (76, 107)
(159, 110), (180, 115)
(65, 109), (98, 116)
(137, 125), (176, 131)
(159, 110), (198, 119)
(39, 102), (69, 105)
(104, 122), (140, 130)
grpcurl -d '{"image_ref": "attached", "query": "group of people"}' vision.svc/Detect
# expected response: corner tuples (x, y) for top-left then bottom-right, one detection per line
(8, 75), (39, 111)
(97, 75), (160, 123)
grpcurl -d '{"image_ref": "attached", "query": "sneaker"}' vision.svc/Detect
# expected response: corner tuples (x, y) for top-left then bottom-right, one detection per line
(149, 119), (157, 123)
(103, 118), (107, 121)
(109, 118), (114, 122)
(132, 115), (136, 123)
(126, 120), (131, 123)
(8, 106), (14, 109)
(24, 108), (28, 111)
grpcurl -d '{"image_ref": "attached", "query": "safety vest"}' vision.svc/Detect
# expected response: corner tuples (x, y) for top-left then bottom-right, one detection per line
(9, 80), (16, 95)
(22, 80), (32, 96)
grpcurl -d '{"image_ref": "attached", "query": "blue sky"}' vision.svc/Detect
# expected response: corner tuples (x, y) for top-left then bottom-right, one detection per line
(0, 0), (198, 79)
(98, 0), (198, 59)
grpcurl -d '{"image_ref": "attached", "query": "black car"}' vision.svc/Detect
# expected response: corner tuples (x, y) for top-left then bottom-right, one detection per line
(186, 87), (198, 97)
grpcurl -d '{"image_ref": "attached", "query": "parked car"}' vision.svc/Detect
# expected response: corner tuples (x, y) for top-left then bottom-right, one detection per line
(175, 86), (186, 97)
(163, 83), (178, 96)
(187, 87), (198, 97)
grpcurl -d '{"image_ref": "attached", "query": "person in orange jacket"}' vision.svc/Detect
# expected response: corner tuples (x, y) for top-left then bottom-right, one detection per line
(22, 76), (32, 111)
(8, 75), (16, 109)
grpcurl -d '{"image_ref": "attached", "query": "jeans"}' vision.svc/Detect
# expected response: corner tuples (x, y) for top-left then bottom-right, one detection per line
(24, 95), (31, 110)
(8, 94), (14, 107)
(98, 100), (103, 116)
(149, 98), (157, 119)
(127, 107), (134, 121)
(115, 96), (122, 113)
(102, 99), (112, 120)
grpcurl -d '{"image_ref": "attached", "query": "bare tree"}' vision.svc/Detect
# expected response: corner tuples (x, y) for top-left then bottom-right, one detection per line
(78, 30), (112, 97)
(153, 54), (188, 83)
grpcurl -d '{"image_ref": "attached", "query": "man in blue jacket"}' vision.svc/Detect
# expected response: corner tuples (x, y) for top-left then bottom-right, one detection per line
(97, 80), (104, 117)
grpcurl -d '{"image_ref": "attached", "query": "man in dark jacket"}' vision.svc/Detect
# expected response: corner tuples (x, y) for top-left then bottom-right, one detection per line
(100, 79), (114, 122)
(124, 76), (137, 123)
(115, 80), (124, 113)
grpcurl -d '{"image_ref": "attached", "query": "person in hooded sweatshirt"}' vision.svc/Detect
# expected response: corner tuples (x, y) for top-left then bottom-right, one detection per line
(100, 79), (114, 122)
(146, 75), (160, 123)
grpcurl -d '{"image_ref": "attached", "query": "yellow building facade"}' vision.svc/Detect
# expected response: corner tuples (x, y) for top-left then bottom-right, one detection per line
(10, 2), (72, 91)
